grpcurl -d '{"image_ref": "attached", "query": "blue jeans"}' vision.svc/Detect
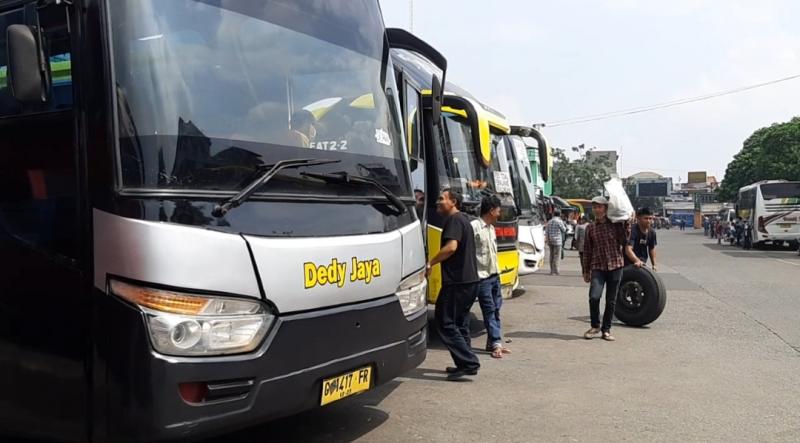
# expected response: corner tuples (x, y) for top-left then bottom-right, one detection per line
(588, 268), (623, 332)
(477, 275), (502, 349)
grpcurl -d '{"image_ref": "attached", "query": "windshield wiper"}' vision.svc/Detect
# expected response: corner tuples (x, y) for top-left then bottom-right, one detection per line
(301, 171), (407, 215)
(212, 158), (340, 217)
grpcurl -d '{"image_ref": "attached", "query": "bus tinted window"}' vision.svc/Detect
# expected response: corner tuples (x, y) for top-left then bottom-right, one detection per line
(0, 4), (77, 260)
(760, 183), (800, 200)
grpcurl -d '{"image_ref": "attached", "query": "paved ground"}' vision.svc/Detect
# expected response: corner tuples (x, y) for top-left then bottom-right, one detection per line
(215, 229), (800, 442)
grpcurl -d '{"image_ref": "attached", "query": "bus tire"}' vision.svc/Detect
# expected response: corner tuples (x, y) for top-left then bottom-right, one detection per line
(615, 266), (666, 327)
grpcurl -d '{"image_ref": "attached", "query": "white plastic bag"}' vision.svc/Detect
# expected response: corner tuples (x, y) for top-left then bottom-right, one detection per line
(604, 177), (634, 222)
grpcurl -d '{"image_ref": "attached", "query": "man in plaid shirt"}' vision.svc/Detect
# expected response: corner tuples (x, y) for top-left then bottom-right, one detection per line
(580, 196), (629, 341)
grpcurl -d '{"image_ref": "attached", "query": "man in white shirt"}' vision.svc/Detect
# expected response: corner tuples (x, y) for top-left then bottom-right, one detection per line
(471, 195), (510, 358)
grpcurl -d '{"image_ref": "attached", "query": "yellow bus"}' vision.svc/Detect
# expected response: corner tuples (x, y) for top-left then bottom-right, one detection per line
(391, 46), (519, 301)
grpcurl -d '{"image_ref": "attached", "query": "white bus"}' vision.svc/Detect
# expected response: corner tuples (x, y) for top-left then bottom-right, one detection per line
(737, 180), (800, 247)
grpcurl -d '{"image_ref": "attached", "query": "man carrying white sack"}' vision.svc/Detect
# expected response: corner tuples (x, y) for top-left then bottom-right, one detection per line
(581, 196), (630, 341)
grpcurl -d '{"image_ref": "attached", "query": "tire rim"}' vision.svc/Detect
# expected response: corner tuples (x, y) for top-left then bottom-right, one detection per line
(619, 280), (645, 310)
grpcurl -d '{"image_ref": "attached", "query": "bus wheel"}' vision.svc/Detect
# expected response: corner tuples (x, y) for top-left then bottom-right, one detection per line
(615, 266), (667, 327)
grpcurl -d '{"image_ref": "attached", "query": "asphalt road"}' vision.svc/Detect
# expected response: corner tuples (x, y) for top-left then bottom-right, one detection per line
(212, 228), (800, 442)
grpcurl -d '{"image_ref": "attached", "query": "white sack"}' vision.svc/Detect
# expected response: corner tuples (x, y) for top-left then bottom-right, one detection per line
(604, 177), (634, 222)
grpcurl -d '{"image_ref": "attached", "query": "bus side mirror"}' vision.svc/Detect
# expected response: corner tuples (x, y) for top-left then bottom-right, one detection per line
(430, 75), (442, 126)
(6, 24), (48, 103)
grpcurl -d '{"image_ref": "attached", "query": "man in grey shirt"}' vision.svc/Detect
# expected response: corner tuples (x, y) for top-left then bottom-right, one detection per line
(574, 216), (588, 274)
(545, 210), (567, 275)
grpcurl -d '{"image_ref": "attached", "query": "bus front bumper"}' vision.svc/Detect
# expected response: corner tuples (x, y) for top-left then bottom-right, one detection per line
(95, 293), (427, 442)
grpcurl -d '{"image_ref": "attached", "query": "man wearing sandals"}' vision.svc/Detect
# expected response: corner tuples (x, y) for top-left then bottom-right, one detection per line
(471, 195), (511, 359)
(581, 196), (629, 341)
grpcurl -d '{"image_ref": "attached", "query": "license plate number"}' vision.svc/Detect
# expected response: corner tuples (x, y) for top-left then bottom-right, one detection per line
(778, 223), (792, 229)
(320, 366), (371, 406)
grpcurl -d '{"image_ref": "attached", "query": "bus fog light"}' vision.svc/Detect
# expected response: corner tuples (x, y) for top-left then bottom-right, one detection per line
(396, 270), (427, 317)
(111, 279), (273, 356)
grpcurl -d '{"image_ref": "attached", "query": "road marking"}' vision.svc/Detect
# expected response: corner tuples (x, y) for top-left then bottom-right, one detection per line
(774, 259), (799, 267)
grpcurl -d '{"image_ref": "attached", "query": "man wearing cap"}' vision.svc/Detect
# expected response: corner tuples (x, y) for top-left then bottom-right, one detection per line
(581, 196), (628, 341)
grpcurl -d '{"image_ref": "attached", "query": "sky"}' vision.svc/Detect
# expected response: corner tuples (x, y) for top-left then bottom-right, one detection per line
(378, 0), (800, 183)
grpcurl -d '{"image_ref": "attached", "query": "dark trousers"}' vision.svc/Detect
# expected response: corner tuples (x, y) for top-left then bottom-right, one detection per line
(588, 268), (623, 332)
(435, 283), (480, 371)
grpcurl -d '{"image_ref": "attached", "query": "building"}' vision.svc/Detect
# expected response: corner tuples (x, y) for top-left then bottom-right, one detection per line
(626, 171), (673, 197)
(585, 150), (619, 178)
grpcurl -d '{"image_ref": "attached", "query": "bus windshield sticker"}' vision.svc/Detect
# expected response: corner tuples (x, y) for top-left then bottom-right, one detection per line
(374, 128), (392, 146)
(493, 171), (513, 194)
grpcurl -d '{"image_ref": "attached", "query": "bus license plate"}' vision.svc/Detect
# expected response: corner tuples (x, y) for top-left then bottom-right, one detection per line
(320, 366), (371, 406)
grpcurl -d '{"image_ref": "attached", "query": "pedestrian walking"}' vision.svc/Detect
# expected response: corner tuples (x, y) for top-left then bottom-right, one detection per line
(471, 195), (511, 359)
(426, 188), (481, 380)
(716, 221), (724, 244)
(624, 207), (658, 272)
(545, 210), (567, 275)
(581, 196), (628, 341)
(575, 216), (588, 274)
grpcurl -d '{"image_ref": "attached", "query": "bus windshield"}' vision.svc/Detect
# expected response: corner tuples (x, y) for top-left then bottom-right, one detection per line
(760, 182), (800, 200)
(435, 113), (486, 206)
(109, 0), (409, 197)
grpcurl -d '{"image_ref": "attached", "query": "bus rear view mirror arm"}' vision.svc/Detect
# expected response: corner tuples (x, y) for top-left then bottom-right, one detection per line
(6, 24), (50, 104)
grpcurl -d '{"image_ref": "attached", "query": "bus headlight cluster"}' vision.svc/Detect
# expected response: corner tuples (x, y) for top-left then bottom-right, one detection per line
(110, 279), (273, 356)
(395, 270), (427, 317)
(518, 242), (536, 254)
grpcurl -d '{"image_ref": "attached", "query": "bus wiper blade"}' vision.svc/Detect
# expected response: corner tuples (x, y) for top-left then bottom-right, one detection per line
(212, 158), (340, 217)
(301, 171), (407, 215)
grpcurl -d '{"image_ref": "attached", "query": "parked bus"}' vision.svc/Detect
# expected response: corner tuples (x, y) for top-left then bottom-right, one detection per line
(737, 180), (800, 247)
(500, 126), (550, 275)
(0, 1), (430, 441)
(391, 49), (519, 300)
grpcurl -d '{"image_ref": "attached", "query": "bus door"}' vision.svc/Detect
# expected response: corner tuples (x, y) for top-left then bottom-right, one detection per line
(0, 2), (89, 440)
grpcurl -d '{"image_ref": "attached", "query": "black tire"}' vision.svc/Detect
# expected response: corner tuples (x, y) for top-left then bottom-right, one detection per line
(615, 266), (667, 326)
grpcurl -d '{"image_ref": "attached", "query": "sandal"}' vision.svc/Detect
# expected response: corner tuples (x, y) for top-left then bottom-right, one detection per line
(501, 346), (512, 355)
(491, 346), (503, 359)
(602, 332), (616, 341)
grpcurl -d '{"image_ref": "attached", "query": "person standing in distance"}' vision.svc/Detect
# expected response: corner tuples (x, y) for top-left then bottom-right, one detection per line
(471, 195), (511, 359)
(624, 207), (658, 272)
(426, 189), (480, 380)
(581, 196), (628, 341)
(545, 209), (567, 275)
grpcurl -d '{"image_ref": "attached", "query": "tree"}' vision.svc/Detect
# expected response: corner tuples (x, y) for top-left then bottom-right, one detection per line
(717, 117), (800, 201)
(551, 144), (613, 198)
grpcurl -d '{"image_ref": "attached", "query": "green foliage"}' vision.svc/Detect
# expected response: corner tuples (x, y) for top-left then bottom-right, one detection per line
(717, 117), (800, 201)
(551, 144), (612, 198)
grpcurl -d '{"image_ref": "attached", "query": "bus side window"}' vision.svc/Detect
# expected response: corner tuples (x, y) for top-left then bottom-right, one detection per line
(405, 82), (425, 218)
(0, 4), (77, 261)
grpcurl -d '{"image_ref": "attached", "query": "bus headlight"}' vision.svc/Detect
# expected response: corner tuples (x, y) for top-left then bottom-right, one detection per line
(110, 279), (273, 356)
(518, 242), (535, 254)
(396, 270), (427, 317)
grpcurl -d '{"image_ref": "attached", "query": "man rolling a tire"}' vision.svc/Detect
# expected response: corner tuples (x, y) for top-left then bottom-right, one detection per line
(581, 196), (628, 341)
(624, 207), (658, 272)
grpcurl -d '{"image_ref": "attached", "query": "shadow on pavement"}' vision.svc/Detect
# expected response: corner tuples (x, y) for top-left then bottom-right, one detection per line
(567, 316), (652, 330)
(401, 366), (474, 383)
(505, 330), (583, 341)
(205, 381), (403, 443)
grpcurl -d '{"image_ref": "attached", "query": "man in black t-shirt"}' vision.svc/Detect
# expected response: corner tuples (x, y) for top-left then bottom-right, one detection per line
(624, 207), (658, 271)
(426, 188), (480, 379)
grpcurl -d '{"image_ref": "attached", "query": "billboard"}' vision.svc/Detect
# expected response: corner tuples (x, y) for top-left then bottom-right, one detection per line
(638, 182), (668, 197)
(687, 171), (707, 184)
